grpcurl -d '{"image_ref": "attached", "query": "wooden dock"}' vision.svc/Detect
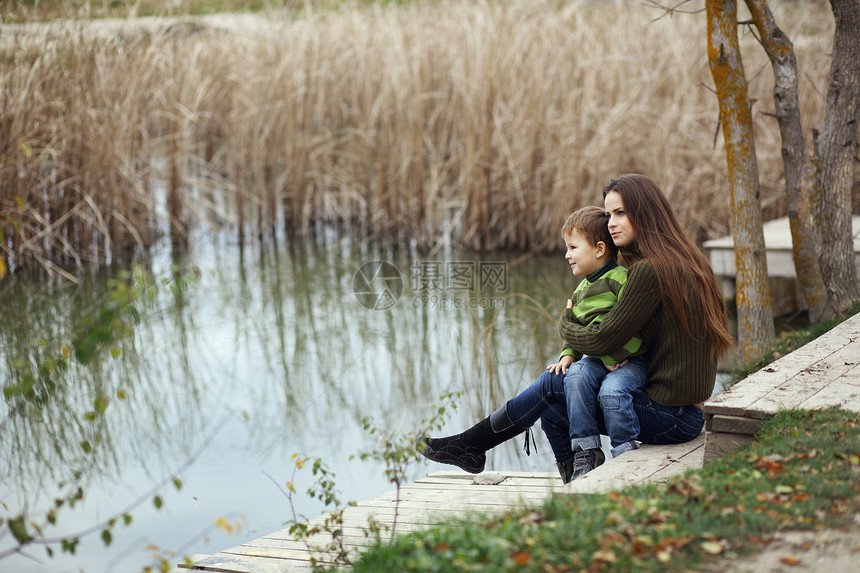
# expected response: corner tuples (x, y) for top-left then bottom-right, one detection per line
(182, 471), (560, 572)
(703, 216), (860, 312)
(703, 310), (860, 461)
(703, 215), (860, 279)
(180, 438), (704, 572)
(180, 311), (859, 573)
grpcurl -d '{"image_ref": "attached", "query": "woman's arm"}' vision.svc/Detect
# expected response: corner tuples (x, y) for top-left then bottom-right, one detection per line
(558, 260), (662, 356)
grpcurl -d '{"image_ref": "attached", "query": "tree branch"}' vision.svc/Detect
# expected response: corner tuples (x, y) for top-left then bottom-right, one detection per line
(642, 0), (706, 21)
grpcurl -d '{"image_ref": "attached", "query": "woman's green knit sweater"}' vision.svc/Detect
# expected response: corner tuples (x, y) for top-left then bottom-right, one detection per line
(558, 257), (718, 406)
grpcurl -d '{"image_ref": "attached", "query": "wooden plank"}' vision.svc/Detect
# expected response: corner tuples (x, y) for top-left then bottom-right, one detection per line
(705, 315), (859, 417)
(742, 343), (859, 417)
(425, 470), (557, 479)
(562, 435), (704, 493)
(185, 435), (708, 572)
(704, 216), (860, 278)
(706, 343), (843, 417)
(324, 501), (504, 518)
(402, 481), (561, 495)
(708, 414), (763, 435)
(362, 485), (550, 506)
(353, 497), (526, 514)
(411, 473), (559, 487)
(237, 534), (386, 552)
(416, 475), (560, 488)
(185, 552), (310, 572)
(704, 431), (755, 462)
(796, 362), (860, 412)
(352, 497), (536, 514)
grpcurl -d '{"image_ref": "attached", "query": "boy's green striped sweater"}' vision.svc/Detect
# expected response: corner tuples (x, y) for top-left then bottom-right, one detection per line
(558, 257), (719, 406)
(559, 260), (645, 366)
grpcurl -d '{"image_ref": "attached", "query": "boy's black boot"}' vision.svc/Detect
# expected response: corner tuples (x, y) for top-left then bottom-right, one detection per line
(557, 446), (606, 484)
(571, 447), (605, 480)
(418, 405), (523, 474)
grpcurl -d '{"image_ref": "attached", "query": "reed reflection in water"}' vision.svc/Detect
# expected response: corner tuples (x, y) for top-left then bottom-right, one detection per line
(1, 236), (574, 572)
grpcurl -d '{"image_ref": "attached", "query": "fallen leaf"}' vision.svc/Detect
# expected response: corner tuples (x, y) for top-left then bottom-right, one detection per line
(592, 549), (617, 563)
(757, 455), (788, 475)
(701, 540), (724, 555)
(518, 510), (544, 526)
(779, 556), (801, 566)
(512, 550), (532, 565)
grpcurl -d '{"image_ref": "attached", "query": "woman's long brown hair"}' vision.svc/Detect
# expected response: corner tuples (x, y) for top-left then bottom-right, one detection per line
(604, 174), (734, 358)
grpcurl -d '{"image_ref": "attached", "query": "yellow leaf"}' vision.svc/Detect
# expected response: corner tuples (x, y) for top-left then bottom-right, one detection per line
(215, 517), (233, 533)
(0, 257), (6, 280)
(701, 540), (724, 555)
(593, 549), (617, 563)
(656, 550), (672, 563)
(285, 481), (296, 493)
(20, 142), (32, 158)
(295, 458), (305, 469)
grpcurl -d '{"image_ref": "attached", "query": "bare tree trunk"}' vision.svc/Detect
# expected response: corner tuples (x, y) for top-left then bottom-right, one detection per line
(744, 0), (832, 322)
(815, 0), (860, 314)
(706, 0), (775, 363)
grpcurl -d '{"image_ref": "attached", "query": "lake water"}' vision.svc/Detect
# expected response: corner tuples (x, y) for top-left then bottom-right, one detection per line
(2, 233), (610, 572)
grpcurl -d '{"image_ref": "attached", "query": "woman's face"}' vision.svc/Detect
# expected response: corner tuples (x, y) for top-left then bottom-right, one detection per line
(604, 190), (636, 247)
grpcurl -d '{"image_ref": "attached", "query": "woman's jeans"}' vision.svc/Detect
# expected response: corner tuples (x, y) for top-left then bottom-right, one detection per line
(564, 355), (648, 456)
(504, 367), (704, 463)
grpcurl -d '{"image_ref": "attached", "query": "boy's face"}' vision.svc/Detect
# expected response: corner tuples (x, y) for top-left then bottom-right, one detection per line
(563, 230), (607, 277)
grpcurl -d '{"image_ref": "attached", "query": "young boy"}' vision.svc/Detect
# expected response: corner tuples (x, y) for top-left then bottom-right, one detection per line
(546, 206), (647, 482)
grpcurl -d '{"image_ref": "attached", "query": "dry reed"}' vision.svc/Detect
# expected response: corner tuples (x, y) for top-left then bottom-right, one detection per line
(0, 0), (835, 276)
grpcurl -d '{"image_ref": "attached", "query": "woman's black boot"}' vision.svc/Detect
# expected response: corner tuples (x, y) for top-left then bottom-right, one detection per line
(556, 459), (575, 484)
(418, 405), (523, 474)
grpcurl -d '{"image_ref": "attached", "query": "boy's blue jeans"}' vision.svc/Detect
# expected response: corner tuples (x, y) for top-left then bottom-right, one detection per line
(563, 355), (648, 457)
(503, 366), (703, 463)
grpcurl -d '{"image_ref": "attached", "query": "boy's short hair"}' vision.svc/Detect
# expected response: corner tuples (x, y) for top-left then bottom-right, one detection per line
(561, 206), (618, 257)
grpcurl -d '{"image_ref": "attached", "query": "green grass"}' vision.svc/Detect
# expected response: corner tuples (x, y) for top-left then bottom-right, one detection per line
(345, 407), (860, 572)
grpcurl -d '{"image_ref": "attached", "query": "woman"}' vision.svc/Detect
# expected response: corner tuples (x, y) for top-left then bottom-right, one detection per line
(418, 174), (733, 482)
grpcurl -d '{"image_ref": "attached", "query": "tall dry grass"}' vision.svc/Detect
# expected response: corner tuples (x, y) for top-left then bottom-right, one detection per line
(0, 1), (835, 276)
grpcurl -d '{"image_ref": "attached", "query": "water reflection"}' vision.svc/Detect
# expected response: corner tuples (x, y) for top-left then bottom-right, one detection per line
(2, 236), (575, 572)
